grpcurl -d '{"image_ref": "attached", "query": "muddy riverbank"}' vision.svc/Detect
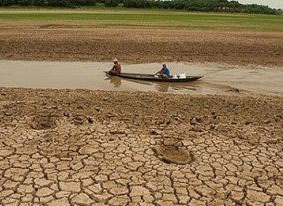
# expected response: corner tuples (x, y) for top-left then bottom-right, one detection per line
(1, 27), (282, 67)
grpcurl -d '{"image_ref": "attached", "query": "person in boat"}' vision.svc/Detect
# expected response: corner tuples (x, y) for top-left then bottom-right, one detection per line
(110, 59), (121, 74)
(156, 64), (171, 78)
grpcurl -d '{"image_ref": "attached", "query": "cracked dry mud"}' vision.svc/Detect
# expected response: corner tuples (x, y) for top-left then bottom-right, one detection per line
(0, 88), (283, 206)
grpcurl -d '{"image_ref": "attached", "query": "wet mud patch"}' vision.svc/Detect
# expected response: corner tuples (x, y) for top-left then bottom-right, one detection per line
(152, 145), (194, 165)
(29, 115), (57, 130)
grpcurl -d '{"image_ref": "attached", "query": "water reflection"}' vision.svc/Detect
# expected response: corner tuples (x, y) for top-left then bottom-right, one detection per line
(105, 76), (200, 93)
(155, 83), (170, 92)
(105, 76), (121, 88)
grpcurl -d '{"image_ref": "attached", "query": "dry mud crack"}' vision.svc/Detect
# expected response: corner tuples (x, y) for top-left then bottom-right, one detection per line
(0, 88), (283, 206)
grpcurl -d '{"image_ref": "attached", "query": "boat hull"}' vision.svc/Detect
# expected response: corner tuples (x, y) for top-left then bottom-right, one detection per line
(105, 72), (202, 82)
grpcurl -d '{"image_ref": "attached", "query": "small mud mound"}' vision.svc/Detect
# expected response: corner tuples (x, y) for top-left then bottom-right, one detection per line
(72, 115), (94, 126)
(39, 24), (62, 29)
(226, 87), (240, 93)
(72, 115), (85, 126)
(152, 145), (193, 165)
(30, 116), (57, 130)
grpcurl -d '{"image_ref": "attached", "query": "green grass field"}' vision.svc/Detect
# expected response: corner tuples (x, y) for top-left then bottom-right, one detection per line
(0, 8), (282, 31)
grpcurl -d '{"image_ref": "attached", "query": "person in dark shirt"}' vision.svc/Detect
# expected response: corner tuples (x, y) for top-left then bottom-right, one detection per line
(110, 59), (121, 74)
(156, 64), (171, 78)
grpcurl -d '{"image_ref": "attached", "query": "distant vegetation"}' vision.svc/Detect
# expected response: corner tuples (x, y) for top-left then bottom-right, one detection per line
(124, 0), (279, 14)
(0, 0), (97, 7)
(0, 0), (280, 15)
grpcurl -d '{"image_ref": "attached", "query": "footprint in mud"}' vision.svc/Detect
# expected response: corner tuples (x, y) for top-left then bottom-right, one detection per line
(152, 145), (194, 165)
(29, 115), (57, 130)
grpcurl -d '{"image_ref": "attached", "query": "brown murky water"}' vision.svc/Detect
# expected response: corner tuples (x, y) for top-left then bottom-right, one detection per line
(0, 60), (282, 96)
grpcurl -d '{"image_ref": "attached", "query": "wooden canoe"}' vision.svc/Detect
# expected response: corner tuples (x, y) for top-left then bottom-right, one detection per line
(105, 71), (203, 82)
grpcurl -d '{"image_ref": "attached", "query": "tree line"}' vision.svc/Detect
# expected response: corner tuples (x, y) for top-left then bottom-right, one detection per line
(0, 0), (279, 15)
(0, 0), (96, 7)
(124, 0), (279, 14)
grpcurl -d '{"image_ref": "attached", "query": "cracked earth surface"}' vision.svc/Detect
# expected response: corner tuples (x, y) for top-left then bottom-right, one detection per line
(0, 88), (282, 206)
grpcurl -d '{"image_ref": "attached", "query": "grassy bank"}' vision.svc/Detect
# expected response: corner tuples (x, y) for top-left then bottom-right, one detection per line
(0, 8), (282, 31)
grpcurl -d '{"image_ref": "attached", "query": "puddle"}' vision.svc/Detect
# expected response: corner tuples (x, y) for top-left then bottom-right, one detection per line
(0, 60), (282, 96)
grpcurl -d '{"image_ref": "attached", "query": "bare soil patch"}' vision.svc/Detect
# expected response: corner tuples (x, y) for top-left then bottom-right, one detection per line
(0, 26), (282, 67)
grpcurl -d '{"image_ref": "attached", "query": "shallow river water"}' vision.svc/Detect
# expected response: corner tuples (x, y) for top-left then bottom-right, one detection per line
(0, 60), (282, 96)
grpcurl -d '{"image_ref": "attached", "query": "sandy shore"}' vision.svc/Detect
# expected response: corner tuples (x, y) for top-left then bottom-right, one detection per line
(0, 27), (282, 67)
(0, 88), (282, 205)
